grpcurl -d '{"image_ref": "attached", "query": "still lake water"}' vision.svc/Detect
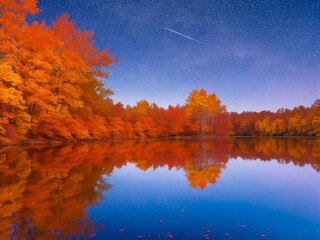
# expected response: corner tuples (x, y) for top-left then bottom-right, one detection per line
(1, 137), (320, 240)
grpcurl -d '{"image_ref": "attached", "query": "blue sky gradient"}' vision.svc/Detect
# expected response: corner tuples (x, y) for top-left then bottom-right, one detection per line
(34, 0), (320, 112)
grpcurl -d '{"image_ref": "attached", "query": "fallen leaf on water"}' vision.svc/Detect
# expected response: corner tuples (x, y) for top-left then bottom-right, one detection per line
(207, 230), (211, 232)
(261, 234), (266, 237)
(225, 233), (229, 236)
(101, 224), (106, 232)
(201, 234), (208, 237)
(242, 225), (246, 228)
(88, 234), (96, 239)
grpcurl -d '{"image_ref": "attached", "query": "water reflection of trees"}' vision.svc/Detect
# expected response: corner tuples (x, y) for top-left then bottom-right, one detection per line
(0, 145), (112, 240)
(230, 138), (320, 172)
(0, 137), (319, 239)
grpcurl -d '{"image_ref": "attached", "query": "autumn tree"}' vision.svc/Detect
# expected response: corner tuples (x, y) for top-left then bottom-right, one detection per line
(272, 119), (286, 135)
(310, 99), (320, 136)
(288, 114), (307, 136)
(0, 63), (31, 139)
(0, 1), (118, 141)
(0, 0), (39, 140)
(185, 89), (225, 135)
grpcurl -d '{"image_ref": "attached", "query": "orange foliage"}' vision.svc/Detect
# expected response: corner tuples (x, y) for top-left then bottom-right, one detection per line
(230, 100), (320, 136)
(0, 0), (319, 142)
(0, 1), (230, 143)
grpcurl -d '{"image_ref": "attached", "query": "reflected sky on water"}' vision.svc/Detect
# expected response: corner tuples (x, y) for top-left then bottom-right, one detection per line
(1, 137), (320, 239)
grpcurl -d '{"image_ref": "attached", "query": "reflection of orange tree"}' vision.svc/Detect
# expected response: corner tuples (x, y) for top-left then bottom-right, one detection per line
(1, 138), (320, 239)
(0, 149), (30, 238)
(0, 146), (112, 240)
(185, 159), (222, 190)
(0, 139), (232, 239)
(230, 138), (320, 172)
(183, 140), (231, 189)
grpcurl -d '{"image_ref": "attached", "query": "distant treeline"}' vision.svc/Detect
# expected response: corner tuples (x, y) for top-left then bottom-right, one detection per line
(230, 101), (320, 136)
(1, 1), (319, 144)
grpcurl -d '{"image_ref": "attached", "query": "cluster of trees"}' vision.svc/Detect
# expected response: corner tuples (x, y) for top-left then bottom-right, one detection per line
(1, 1), (319, 143)
(1, 137), (319, 239)
(1, 0), (118, 142)
(0, 1), (230, 143)
(105, 89), (229, 140)
(230, 100), (320, 136)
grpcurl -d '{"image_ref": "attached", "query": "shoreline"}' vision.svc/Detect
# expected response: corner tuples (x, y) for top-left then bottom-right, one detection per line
(0, 135), (319, 147)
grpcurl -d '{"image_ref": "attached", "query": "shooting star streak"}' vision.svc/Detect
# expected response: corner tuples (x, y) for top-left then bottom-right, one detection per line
(163, 27), (204, 44)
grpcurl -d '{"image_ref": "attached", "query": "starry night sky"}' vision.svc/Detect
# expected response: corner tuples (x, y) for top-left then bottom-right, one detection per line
(33, 0), (320, 112)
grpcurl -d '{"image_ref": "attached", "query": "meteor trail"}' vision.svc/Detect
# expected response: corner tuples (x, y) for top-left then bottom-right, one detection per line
(163, 27), (204, 44)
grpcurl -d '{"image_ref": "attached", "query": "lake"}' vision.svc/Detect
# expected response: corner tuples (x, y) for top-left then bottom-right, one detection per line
(1, 137), (320, 239)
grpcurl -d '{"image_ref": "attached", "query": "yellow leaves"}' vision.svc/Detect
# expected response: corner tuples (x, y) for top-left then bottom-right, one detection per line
(255, 117), (272, 136)
(312, 116), (320, 136)
(272, 119), (286, 136)
(0, 63), (31, 137)
(0, 125), (6, 135)
(288, 114), (307, 136)
(186, 89), (221, 114)
(0, 63), (22, 86)
(133, 100), (152, 118)
(0, 87), (23, 106)
(255, 118), (286, 136)
(185, 159), (221, 189)
(15, 111), (31, 135)
(186, 89), (207, 116)
(185, 89), (225, 135)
